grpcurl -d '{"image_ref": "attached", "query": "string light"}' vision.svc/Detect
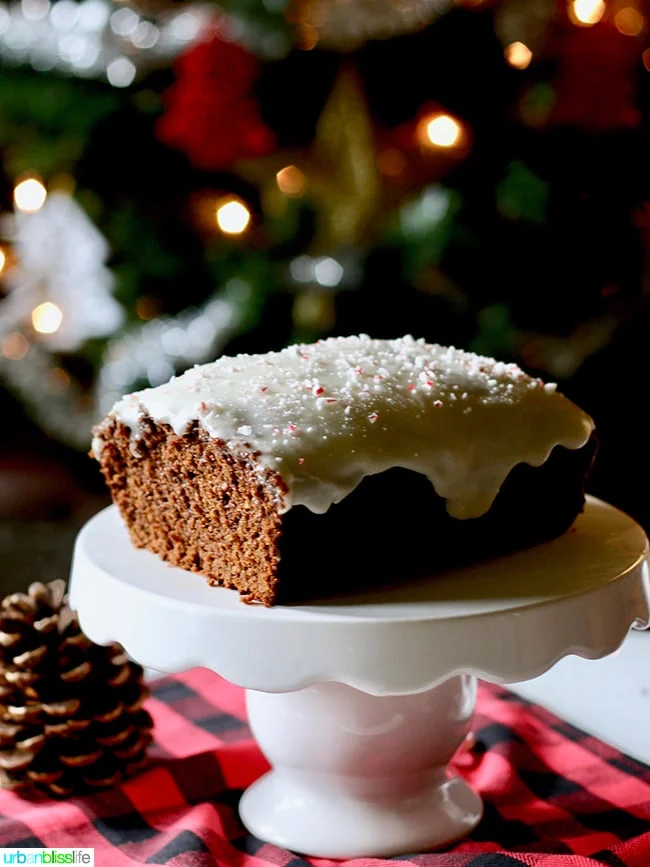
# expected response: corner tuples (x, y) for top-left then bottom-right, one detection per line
(418, 112), (463, 149)
(569, 0), (606, 26)
(215, 198), (251, 235)
(505, 41), (532, 69)
(14, 178), (47, 213)
(136, 295), (162, 321)
(0, 248), (6, 275)
(32, 301), (63, 334)
(276, 165), (307, 197)
(106, 56), (136, 87)
(615, 7), (644, 35)
(47, 366), (71, 394)
(1, 332), (29, 361)
(377, 149), (406, 177)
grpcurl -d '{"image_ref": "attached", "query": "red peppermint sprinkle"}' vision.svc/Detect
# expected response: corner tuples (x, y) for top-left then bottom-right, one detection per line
(326, 398), (337, 404)
(355, 366), (363, 375)
(408, 384), (415, 391)
(433, 400), (443, 407)
(297, 457), (305, 465)
(288, 423), (297, 432)
(199, 401), (207, 411)
(374, 374), (384, 381)
(313, 386), (324, 396)
(301, 354), (310, 361)
(368, 413), (379, 423)
(260, 386), (268, 392)
(426, 380), (434, 387)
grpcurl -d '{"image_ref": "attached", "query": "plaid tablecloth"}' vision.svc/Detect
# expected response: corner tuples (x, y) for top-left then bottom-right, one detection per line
(1, 668), (649, 866)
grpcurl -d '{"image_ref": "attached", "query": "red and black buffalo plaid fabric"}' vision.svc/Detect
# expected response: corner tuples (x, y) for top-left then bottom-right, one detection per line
(1, 668), (649, 866)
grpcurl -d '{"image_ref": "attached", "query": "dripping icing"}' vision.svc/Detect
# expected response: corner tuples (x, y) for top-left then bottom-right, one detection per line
(94, 335), (594, 520)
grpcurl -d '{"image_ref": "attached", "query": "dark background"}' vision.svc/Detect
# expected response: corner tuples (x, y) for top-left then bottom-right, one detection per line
(1, 0), (649, 593)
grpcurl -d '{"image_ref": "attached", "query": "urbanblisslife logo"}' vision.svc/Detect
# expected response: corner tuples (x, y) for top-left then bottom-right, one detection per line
(0, 851), (93, 865)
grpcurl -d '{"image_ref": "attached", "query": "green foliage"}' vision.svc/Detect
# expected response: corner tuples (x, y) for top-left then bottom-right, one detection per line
(471, 303), (518, 359)
(0, 67), (118, 176)
(497, 161), (549, 224)
(387, 185), (461, 278)
(519, 82), (555, 128)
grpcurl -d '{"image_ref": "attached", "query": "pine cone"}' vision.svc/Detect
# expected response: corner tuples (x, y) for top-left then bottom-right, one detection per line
(0, 580), (153, 797)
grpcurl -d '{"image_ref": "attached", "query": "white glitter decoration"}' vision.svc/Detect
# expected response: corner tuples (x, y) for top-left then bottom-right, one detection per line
(0, 0), (211, 83)
(2, 191), (123, 352)
(96, 292), (244, 414)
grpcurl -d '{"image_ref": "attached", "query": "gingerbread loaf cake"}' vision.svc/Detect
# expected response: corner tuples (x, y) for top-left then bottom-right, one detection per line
(92, 335), (596, 605)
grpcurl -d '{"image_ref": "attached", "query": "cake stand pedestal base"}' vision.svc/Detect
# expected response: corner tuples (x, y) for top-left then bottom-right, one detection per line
(241, 677), (482, 857)
(69, 497), (650, 859)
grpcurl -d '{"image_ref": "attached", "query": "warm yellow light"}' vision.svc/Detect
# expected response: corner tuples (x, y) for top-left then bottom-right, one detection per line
(505, 41), (533, 69)
(276, 165), (307, 197)
(298, 24), (318, 50)
(615, 6), (643, 35)
(14, 178), (47, 213)
(1, 332), (29, 361)
(419, 113), (462, 149)
(215, 198), (251, 235)
(569, 0), (606, 26)
(32, 301), (63, 334)
(136, 295), (161, 321)
(0, 248), (5, 275)
(377, 148), (407, 177)
(47, 367), (71, 394)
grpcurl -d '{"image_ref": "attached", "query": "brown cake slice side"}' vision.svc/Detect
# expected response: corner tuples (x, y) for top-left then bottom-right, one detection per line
(95, 411), (596, 606)
(95, 418), (286, 606)
(93, 337), (596, 606)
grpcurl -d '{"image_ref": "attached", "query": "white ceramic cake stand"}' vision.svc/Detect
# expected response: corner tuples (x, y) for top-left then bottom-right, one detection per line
(69, 496), (650, 859)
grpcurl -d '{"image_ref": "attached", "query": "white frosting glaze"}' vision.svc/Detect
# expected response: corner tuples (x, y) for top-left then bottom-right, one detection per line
(94, 335), (594, 520)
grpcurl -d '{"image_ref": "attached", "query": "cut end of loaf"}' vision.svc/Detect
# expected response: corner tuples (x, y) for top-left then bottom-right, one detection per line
(93, 418), (286, 606)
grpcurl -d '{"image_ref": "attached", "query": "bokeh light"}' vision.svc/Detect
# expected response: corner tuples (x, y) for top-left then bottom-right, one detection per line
(0, 248), (6, 275)
(418, 113), (463, 149)
(47, 366), (71, 393)
(107, 56), (136, 87)
(14, 178), (47, 213)
(615, 7), (644, 35)
(215, 198), (251, 235)
(569, 0), (606, 26)
(377, 149), (407, 177)
(505, 41), (533, 69)
(1, 332), (29, 361)
(32, 301), (63, 334)
(276, 165), (307, 197)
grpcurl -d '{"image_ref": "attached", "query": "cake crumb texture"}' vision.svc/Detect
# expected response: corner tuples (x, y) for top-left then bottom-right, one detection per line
(96, 419), (285, 606)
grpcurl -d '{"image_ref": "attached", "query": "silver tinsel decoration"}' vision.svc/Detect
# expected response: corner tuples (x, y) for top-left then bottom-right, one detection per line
(0, 291), (244, 447)
(0, 338), (95, 449)
(0, 0), (210, 84)
(96, 288), (245, 414)
(297, 0), (451, 51)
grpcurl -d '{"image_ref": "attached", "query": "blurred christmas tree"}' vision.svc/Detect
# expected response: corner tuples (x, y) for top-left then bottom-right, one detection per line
(0, 0), (649, 462)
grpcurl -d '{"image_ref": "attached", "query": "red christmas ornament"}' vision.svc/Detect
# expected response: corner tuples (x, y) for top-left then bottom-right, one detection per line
(549, 20), (641, 131)
(157, 31), (275, 171)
